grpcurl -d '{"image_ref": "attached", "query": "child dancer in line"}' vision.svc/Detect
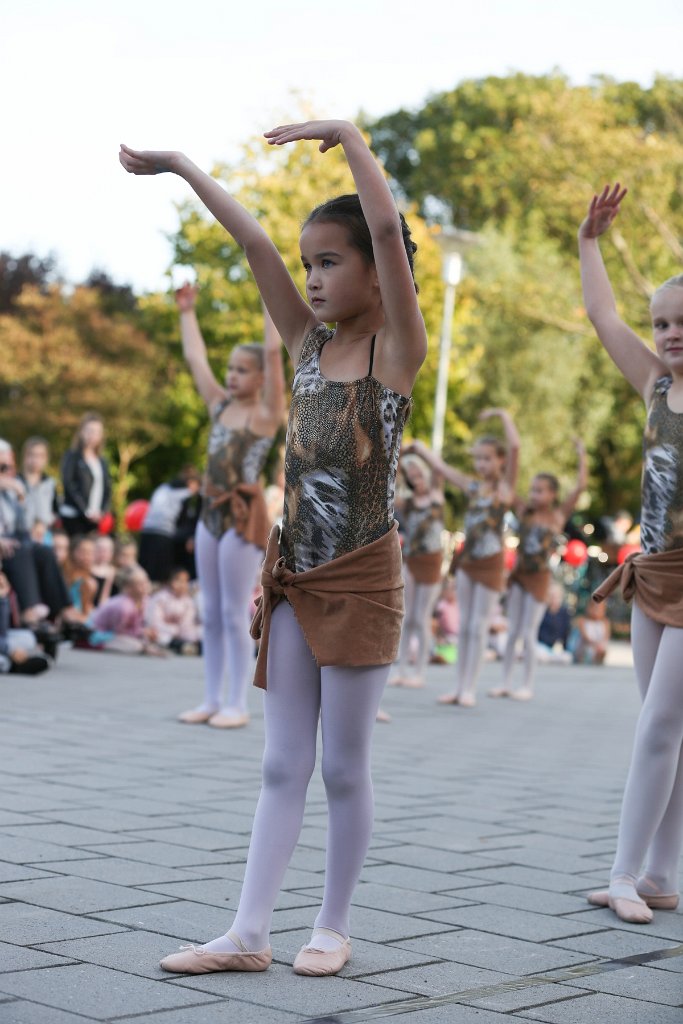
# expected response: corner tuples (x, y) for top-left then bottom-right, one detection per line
(390, 453), (444, 687)
(408, 409), (519, 707)
(578, 184), (683, 924)
(120, 119), (425, 976)
(489, 439), (587, 700)
(173, 288), (285, 729)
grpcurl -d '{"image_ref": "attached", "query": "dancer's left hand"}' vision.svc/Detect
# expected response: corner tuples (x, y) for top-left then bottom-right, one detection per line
(119, 144), (181, 175)
(264, 120), (355, 153)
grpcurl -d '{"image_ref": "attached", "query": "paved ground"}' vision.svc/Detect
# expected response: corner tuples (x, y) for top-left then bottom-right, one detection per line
(0, 643), (681, 1023)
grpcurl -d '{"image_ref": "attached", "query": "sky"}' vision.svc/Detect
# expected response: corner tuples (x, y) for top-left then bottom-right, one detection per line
(3, 0), (682, 293)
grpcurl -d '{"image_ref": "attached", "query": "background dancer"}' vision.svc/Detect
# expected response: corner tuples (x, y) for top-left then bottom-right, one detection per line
(119, 116), (425, 977)
(173, 286), (285, 729)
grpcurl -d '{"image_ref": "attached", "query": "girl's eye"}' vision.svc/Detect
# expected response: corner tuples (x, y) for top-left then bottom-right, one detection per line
(322, 259), (333, 269)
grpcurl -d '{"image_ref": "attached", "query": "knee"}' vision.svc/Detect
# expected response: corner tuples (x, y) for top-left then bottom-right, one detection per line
(321, 755), (366, 800)
(262, 746), (315, 794)
(638, 709), (683, 757)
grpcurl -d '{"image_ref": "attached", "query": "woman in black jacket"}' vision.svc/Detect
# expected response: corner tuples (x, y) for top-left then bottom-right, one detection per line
(60, 413), (112, 537)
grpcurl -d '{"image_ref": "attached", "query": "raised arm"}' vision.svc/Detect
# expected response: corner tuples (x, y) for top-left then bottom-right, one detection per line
(119, 145), (315, 360)
(579, 184), (665, 400)
(479, 408), (520, 494)
(405, 440), (472, 492)
(174, 284), (225, 407)
(264, 121), (427, 390)
(559, 438), (588, 521)
(261, 304), (287, 424)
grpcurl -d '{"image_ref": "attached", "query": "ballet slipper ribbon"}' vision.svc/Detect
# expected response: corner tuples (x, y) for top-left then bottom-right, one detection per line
(592, 546), (683, 628)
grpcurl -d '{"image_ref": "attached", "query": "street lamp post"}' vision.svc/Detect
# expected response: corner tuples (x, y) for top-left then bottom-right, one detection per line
(431, 227), (477, 457)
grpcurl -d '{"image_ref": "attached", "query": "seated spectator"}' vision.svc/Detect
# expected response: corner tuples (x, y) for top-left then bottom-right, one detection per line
(537, 583), (572, 664)
(0, 573), (51, 675)
(51, 529), (70, 571)
(19, 437), (59, 537)
(139, 468), (201, 583)
(88, 566), (165, 655)
(63, 536), (99, 621)
(572, 599), (610, 666)
(148, 568), (202, 654)
(92, 535), (116, 605)
(60, 413), (111, 537)
(0, 440), (73, 629)
(431, 578), (459, 665)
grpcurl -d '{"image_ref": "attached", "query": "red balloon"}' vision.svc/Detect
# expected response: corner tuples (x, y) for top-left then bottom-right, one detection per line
(617, 543), (640, 565)
(98, 512), (115, 535)
(504, 547), (517, 571)
(124, 499), (150, 532)
(564, 538), (588, 567)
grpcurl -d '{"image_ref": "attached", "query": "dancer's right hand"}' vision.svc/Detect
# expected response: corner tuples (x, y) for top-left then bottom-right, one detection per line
(175, 283), (198, 312)
(579, 184), (627, 239)
(119, 144), (182, 175)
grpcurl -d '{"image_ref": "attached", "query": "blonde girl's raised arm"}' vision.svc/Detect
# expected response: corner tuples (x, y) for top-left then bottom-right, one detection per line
(479, 408), (520, 494)
(174, 283), (225, 408)
(264, 121), (427, 387)
(578, 184), (666, 400)
(559, 438), (588, 521)
(404, 440), (472, 493)
(119, 145), (317, 362)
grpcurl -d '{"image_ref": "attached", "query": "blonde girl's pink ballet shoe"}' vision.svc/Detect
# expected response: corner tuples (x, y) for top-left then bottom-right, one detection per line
(437, 692), (459, 705)
(588, 888), (679, 911)
(602, 878), (653, 924)
(160, 931), (272, 974)
(510, 687), (534, 701)
(293, 928), (352, 976)
(375, 708), (392, 723)
(208, 709), (250, 729)
(177, 706), (217, 724)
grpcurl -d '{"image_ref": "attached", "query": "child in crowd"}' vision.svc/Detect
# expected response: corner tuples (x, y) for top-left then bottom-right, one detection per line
(572, 598), (610, 665)
(92, 535), (116, 604)
(0, 573), (51, 675)
(148, 567), (202, 654)
(19, 436), (59, 536)
(89, 566), (165, 655)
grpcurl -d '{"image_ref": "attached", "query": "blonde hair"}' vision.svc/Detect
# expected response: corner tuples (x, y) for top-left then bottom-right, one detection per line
(232, 343), (264, 370)
(651, 273), (683, 308)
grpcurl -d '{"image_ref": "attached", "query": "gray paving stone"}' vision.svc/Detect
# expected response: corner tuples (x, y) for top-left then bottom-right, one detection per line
(456, 864), (606, 894)
(269, 905), (449, 943)
(0, 876), (175, 914)
(295, 881), (471, 915)
(360, 863), (471, 893)
(463, 982), (593, 1013)
(572, 964), (683, 1005)
(368, 844), (496, 874)
(0, 822), (142, 848)
(562, 906), (683, 942)
(354, 1000), (534, 1023)
(0, 903), (125, 944)
(550, 930), (681, 960)
(415, 904), (603, 943)
(77, 841), (232, 867)
(357, 959), (507, 996)
(273, 928), (436, 976)
(518, 991), (683, 1023)
(37, 929), (216, 978)
(0, 835), (103, 864)
(451, 884), (590, 916)
(0, 1000), (100, 1023)
(0, 863), (55, 883)
(138, 877), (319, 911)
(127, 825), (252, 850)
(0, 942), (76, 973)
(396, 929), (594, 974)
(0, 963), (218, 1019)
(32, 857), (209, 887)
(95, 900), (240, 940)
(118, 1002), (302, 1024)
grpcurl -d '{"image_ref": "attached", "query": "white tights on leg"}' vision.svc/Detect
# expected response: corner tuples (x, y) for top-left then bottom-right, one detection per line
(610, 603), (683, 903)
(202, 601), (388, 953)
(455, 570), (497, 704)
(195, 523), (263, 714)
(500, 583), (547, 696)
(394, 570), (440, 683)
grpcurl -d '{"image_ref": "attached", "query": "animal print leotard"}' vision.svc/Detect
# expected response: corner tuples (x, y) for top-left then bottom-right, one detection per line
(641, 376), (683, 555)
(200, 399), (275, 540)
(281, 325), (410, 573)
(515, 511), (557, 573)
(462, 481), (507, 560)
(401, 497), (444, 557)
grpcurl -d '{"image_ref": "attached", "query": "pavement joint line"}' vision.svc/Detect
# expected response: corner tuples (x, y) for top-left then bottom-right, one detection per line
(298, 942), (683, 1024)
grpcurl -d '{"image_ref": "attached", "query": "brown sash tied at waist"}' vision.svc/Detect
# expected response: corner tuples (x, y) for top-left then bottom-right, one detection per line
(592, 546), (683, 629)
(250, 521), (404, 690)
(509, 567), (552, 604)
(206, 481), (270, 549)
(405, 550), (443, 585)
(451, 550), (506, 593)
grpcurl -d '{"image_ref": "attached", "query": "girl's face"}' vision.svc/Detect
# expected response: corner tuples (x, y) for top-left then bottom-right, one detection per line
(528, 476), (556, 510)
(116, 544), (137, 569)
(404, 460), (429, 495)
(300, 220), (379, 323)
(472, 442), (504, 482)
(52, 534), (69, 565)
(126, 570), (150, 601)
(169, 571), (190, 597)
(73, 540), (95, 571)
(225, 350), (263, 400)
(24, 444), (48, 475)
(652, 288), (683, 374)
(81, 420), (104, 449)
(94, 537), (114, 564)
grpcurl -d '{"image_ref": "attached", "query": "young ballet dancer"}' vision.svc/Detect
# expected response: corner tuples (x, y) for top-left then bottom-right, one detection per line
(120, 118), (425, 976)
(173, 286), (285, 729)
(489, 438), (587, 700)
(408, 409), (519, 707)
(579, 183), (683, 923)
(390, 453), (444, 687)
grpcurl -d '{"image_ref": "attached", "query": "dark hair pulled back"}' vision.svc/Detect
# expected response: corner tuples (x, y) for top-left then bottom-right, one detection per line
(304, 194), (419, 292)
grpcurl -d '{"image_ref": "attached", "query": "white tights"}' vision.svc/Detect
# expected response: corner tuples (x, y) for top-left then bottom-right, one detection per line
(195, 522), (263, 715)
(610, 602), (683, 896)
(205, 601), (388, 952)
(455, 570), (498, 702)
(501, 583), (547, 693)
(395, 570), (440, 682)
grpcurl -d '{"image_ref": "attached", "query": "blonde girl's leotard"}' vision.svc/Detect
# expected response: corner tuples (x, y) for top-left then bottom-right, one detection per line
(462, 480), (506, 560)
(515, 511), (557, 573)
(401, 496), (444, 557)
(281, 325), (410, 573)
(640, 375), (683, 556)
(200, 398), (276, 540)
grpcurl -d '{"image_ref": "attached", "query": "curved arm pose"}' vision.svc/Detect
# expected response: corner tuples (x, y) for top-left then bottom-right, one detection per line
(120, 119), (426, 976)
(171, 283), (285, 728)
(491, 438), (588, 701)
(407, 407), (520, 707)
(389, 453), (445, 688)
(578, 184), (683, 925)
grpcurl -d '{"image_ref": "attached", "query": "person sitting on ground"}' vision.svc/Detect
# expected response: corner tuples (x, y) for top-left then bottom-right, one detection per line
(92, 535), (116, 604)
(148, 567), (203, 654)
(63, 536), (100, 622)
(536, 582), (573, 664)
(572, 598), (610, 665)
(0, 573), (51, 675)
(88, 565), (166, 655)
